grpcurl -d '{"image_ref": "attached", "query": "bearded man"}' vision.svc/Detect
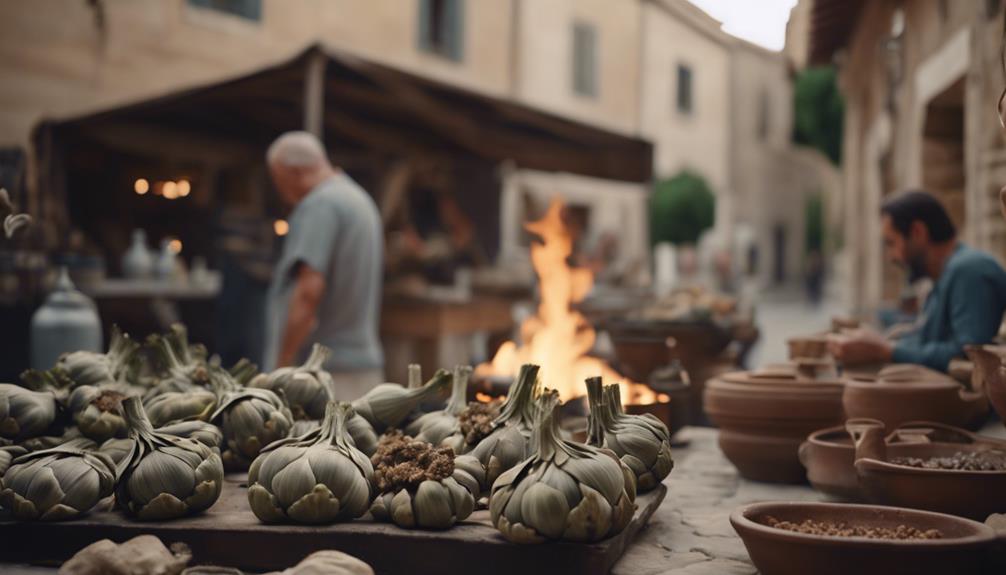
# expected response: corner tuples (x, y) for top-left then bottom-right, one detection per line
(829, 190), (1006, 371)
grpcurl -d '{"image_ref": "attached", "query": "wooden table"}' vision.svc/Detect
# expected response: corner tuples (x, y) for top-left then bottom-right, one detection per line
(0, 477), (666, 575)
(381, 293), (515, 382)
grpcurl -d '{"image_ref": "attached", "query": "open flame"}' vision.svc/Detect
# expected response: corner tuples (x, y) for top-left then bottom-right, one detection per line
(476, 200), (658, 404)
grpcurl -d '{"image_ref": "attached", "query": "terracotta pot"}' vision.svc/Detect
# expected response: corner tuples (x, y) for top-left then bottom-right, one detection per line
(846, 418), (1006, 520)
(704, 363), (845, 483)
(731, 501), (999, 575)
(799, 420), (1006, 502)
(843, 365), (989, 431)
(966, 345), (1006, 429)
(786, 335), (829, 360)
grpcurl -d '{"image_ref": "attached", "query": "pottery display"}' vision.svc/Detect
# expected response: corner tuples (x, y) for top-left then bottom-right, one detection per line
(731, 501), (999, 575)
(800, 420), (1006, 501)
(29, 267), (102, 369)
(704, 363), (845, 483)
(847, 418), (1006, 520)
(966, 345), (1006, 428)
(842, 364), (988, 431)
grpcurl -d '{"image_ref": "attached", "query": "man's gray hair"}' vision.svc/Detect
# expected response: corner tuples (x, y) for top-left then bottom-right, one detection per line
(266, 131), (328, 168)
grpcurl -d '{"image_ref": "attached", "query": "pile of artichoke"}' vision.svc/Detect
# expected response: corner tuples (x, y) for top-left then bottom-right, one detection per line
(2, 322), (668, 546)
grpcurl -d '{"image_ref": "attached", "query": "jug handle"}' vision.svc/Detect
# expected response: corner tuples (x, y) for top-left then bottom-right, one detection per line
(846, 418), (887, 462)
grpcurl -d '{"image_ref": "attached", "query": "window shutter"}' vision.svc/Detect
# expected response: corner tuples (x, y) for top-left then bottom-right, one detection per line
(446, 0), (465, 61)
(418, 0), (432, 51)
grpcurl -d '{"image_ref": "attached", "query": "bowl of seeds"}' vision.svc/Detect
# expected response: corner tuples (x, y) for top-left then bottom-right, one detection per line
(731, 501), (999, 575)
(847, 418), (1006, 520)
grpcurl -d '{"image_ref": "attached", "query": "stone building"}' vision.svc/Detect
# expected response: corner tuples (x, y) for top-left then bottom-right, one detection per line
(0, 0), (838, 291)
(809, 0), (1006, 314)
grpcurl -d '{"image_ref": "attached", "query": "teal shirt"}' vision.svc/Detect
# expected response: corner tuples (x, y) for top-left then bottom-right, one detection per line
(264, 173), (384, 372)
(892, 244), (1006, 371)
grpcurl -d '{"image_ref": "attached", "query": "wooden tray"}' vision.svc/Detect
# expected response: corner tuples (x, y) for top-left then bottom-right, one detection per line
(0, 476), (666, 575)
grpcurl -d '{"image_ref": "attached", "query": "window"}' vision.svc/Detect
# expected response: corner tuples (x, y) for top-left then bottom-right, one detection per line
(676, 64), (693, 114)
(187, 0), (261, 21)
(572, 22), (598, 97)
(757, 89), (770, 141)
(418, 0), (464, 61)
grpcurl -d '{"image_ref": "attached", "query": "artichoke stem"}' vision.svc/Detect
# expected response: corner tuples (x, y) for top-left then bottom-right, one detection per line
(494, 364), (540, 426)
(121, 396), (155, 437)
(445, 365), (472, 415)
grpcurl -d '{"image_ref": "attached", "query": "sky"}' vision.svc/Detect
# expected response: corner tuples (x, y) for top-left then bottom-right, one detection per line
(686, 0), (799, 52)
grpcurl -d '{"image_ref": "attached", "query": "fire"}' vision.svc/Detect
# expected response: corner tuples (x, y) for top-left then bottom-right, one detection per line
(476, 200), (657, 404)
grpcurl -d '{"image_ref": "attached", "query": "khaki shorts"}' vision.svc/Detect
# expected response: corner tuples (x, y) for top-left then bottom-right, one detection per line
(330, 369), (384, 401)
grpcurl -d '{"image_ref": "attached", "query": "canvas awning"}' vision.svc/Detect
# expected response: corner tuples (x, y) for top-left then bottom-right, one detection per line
(35, 42), (652, 185)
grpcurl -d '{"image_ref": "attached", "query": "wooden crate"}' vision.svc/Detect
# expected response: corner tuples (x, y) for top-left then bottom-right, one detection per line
(0, 476), (666, 575)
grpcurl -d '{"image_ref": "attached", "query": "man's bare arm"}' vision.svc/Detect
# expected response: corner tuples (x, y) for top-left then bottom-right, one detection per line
(277, 263), (326, 368)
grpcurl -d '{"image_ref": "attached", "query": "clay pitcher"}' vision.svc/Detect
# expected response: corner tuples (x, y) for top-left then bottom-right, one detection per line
(846, 418), (888, 463)
(966, 345), (1006, 429)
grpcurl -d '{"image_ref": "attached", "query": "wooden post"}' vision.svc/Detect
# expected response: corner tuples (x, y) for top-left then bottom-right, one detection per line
(303, 50), (326, 139)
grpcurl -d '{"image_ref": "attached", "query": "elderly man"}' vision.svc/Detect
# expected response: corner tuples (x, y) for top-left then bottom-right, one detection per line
(263, 131), (384, 399)
(829, 190), (1006, 372)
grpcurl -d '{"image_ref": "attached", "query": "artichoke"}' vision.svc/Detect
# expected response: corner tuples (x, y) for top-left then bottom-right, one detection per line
(454, 364), (540, 494)
(247, 401), (373, 524)
(489, 389), (637, 543)
(351, 369), (452, 433)
(19, 427), (92, 452)
(346, 413), (379, 456)
(0, 383), (59, 441)
(39, 327), (139, 389)
(115, 397), (224, 520)
(143, 388), (217, 427)
(369, 431), (478, 529)
(142, 325), (212, 398)
(159, 420), (224, 449)
(229, 358), (259, 386)
(0, 445), (27, 475)
(586, 379), (673, 492)
(99, 421), (222, 466)
(406, 365), (472, 453)
(267, 550), (374, 575)
(249, 344), (332, 420)
(210, 369), (293, 470)
(0, 442), (116, 520)
(67, 382), (138, 442)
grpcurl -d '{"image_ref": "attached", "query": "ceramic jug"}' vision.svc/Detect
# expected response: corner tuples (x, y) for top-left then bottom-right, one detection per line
(156, 238), (177, 280)
(30, 267), (102, 369)
(122, 229), (153, 279)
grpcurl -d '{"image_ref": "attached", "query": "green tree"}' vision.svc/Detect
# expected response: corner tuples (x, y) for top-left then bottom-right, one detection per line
(649, 171), (715, 246)
(793, 66), (844, 165)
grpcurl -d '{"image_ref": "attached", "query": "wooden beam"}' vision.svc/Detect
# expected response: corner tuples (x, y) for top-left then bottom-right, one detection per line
(304, 51), (327, 139)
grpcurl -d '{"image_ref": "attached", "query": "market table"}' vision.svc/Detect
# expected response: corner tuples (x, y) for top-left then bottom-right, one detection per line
(4, 424), (1004, 574)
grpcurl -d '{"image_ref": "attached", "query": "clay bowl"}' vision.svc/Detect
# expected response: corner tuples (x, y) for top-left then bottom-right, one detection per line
(704, 364), (845, 483)
(799, 421), (1006, 501)
(843, 365), (989, 431)
(848, 419), (1006, 520)
(732, 501), (999, 575)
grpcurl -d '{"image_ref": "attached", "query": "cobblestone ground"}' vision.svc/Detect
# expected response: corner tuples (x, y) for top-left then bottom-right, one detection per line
(612, 427), (820, 575)
(614, 423), (1006, 575)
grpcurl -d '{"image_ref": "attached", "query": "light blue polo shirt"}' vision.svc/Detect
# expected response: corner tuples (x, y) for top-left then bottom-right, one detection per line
(264, 173), (384, 372)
